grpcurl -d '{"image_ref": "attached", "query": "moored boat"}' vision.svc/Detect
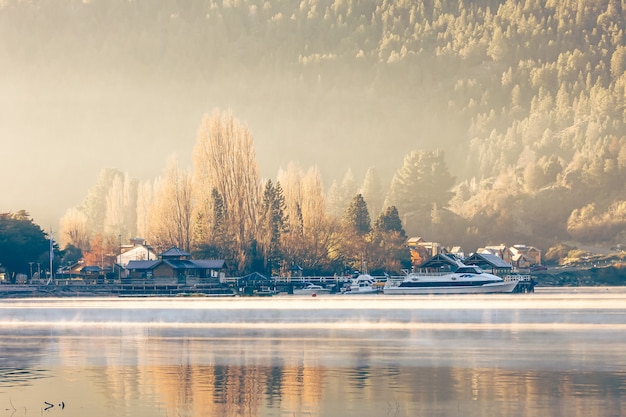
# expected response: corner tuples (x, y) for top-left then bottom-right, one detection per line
(383, 266), (518, 295)
(293, 283), (331, 295)
(341, 274), (379, 294)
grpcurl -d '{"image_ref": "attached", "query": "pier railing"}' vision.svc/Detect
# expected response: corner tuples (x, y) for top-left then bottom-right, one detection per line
(221, 275), (396, 285)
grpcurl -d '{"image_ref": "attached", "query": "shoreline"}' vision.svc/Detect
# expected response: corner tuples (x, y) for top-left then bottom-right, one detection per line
(1, 283), (625, 298)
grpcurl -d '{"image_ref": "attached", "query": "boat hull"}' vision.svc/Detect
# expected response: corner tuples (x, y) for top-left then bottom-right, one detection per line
(383, 279), (518, 295)
(342, 288), (378, 295)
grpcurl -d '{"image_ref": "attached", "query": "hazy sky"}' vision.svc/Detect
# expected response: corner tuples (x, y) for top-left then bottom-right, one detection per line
(0, 2), (465, 232)
(2, 69), (424, 230)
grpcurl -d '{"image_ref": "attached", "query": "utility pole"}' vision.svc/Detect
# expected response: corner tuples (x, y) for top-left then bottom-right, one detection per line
(118, 234), (122, 282)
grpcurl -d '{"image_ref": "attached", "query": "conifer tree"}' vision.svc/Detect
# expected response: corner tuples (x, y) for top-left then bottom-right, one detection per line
(374, 206), (405, 236)
(385, 149), (455, 220)
(370, 206), (411, 274)
(343, 194), (371, 236)
(258, 180), (289, 275)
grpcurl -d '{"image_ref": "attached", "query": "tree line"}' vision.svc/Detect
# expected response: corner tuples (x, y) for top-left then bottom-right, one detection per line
(59, 110), (461, 276)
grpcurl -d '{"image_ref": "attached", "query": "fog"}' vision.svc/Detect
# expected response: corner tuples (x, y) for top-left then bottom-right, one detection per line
(3, 292), (626, 328)
(1, 65), (448, 229)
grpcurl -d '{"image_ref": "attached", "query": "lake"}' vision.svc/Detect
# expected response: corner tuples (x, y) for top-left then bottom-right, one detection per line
(1, 287), (625, 417)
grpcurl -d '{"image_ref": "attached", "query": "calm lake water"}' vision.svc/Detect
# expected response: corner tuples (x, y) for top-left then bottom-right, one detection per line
(1, 288), (625, 417)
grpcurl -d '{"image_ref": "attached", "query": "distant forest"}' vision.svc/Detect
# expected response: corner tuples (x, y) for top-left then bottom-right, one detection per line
(3, 0), (626, 274)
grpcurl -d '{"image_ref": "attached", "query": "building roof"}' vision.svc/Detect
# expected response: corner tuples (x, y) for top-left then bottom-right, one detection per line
(417, 253), (465, 269)
(191, 259), (225, 269)
(126, 260), (161, 270)
(160, 247), (191, 258)
(511, 253), (532, 262)
(465, 253), (512, 269)
(126, 259), (225, 271)
(164, 260), (197, 269)
(407, 237), (425, 244)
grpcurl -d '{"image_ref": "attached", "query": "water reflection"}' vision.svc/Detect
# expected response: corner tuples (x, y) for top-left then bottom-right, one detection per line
(0, 291), (624, 417)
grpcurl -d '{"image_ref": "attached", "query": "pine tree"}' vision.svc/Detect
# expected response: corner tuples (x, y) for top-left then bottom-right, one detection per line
(343, 194), (371, 236)
(385, 149), (455, 219)
(374, 206), (405, 236)
(369, 206), (410, 274)
(258, 180), (289, 275)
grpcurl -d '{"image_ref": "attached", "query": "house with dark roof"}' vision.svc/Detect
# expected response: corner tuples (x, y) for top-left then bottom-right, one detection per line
(416, 253), (465, 273)
(464, 252), (513, 276)
(125, 246), (226, 285)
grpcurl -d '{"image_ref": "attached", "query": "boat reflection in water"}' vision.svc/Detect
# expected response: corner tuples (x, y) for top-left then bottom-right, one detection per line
(0, 290), (625, 417)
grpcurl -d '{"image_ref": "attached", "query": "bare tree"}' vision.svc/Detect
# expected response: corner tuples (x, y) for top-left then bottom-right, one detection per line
(148, 156), (194, 252)
(59, 208), (90, 251)
(300, 167), (337, 273)
(193, 109), (260, 272)
(104, 173), (125, 238)
(277, 163), (305, 272)
(277, 164), (336, 273)
(326, 168), (358, 219)
(136, 180), (155, 240)
(360, 166), (384, 218)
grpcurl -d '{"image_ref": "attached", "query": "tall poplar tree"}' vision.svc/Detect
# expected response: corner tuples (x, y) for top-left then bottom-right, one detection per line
(192, 109), (260, 273)
(147, 156), (194, 252)
(360, 166), (384, 218)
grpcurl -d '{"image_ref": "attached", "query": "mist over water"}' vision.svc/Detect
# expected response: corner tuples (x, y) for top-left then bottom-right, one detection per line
(2, 290), (626, 328)
(1, 288), (625, 417)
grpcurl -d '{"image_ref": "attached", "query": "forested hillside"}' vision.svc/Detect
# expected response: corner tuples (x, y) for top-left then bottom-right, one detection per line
(3, 0), (626, 273)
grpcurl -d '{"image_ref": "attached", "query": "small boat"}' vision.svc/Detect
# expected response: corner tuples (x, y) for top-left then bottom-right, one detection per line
(341, 274), (379, 294)
(383, 266), (518, 295)
(293, 283), (331, 296)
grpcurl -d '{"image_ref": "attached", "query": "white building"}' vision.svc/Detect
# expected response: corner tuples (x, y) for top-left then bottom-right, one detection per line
(117, 238), (158, 268)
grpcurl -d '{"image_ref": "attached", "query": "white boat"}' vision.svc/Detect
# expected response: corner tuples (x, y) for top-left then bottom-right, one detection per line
(341, 274), (379, 294)
(293, 283), (331, 295)
(383, 266), (518, 295)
